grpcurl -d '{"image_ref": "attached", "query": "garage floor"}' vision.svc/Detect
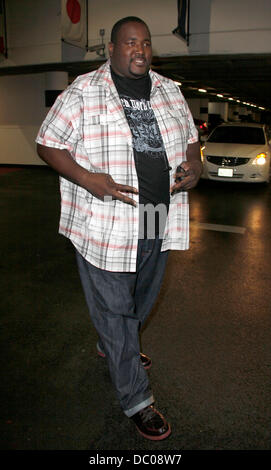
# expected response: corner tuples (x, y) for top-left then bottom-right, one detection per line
(1, 166), (270, 454)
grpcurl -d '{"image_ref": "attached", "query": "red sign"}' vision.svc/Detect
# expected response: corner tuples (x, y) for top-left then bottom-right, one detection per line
(66, 0), (81, 24)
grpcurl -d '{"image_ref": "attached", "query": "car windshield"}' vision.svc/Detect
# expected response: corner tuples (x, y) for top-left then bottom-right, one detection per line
(208, 126), (265, 145)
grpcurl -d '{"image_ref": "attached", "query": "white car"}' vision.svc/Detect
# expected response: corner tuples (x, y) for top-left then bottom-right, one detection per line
(201, 123), (271, 183)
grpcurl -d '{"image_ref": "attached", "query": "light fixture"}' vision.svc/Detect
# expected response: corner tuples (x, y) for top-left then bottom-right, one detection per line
(198, 88), (207, 93)
(174, 81), (182, 86)
(217, 94), (224, 98)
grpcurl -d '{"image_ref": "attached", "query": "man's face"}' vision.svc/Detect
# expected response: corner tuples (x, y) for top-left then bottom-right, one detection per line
(109, 22), (152, 79)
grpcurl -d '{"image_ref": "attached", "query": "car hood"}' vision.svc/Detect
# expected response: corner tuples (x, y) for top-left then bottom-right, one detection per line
(204, 143), (268, 158)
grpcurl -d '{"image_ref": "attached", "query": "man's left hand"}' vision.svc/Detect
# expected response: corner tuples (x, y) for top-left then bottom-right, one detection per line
(171, 159), (202, 193)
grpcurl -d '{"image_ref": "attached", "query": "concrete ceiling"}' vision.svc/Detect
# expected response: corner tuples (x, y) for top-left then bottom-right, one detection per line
(151, 53), (271, 113)
(1, 52), (270, 114)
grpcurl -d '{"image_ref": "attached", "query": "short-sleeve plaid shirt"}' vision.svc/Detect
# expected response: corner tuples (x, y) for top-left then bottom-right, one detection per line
(36, 60), (198, 272)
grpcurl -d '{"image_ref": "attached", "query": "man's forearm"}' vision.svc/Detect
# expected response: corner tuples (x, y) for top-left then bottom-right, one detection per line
(186, 141), (202, 164)
(36, 144), (90, 189)
(186, 141), (203, 176)
(36, 143), (138, 206)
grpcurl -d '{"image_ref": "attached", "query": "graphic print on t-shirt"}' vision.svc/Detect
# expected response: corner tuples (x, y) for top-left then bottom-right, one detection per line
(120, 95), (165, 158)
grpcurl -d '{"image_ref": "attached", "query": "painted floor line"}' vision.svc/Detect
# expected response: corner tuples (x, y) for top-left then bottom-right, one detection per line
(192, 222), (246, 234)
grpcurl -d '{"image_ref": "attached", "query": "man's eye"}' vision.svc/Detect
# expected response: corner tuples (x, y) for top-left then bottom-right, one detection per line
(127, 41), (136, 46)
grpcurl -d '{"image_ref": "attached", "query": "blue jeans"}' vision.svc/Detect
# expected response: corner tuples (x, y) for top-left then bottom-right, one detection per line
(76, 238), (168, 417)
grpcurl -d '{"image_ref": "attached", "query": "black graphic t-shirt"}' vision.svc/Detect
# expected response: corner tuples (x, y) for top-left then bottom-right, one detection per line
(111, 68), (170, 237)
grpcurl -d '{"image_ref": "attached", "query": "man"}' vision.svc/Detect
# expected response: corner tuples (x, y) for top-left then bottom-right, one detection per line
(36, 16), (202, 441)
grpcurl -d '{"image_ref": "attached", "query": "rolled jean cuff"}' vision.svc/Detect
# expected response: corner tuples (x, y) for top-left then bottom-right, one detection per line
(124, 394), (155, 418)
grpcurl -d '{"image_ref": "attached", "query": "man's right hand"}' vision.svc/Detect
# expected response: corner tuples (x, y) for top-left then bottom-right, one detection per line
(36, 145), (138, 207)
(86, 172), (138, 207)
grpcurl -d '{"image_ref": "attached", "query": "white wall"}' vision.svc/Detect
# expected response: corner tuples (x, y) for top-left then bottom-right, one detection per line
(87, 0), (271, 57)
(1, 0), (61, 68)
(1, 0), (271, 68)
(86, 0), (187, 59)
(85, 0), (271, 57)
(0, 74), (48, 164)
(190, 0), (271, 54)
(0, 0), (187, 68)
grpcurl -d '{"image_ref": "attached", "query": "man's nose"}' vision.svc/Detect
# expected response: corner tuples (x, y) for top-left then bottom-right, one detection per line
(135, 42), (144, 55)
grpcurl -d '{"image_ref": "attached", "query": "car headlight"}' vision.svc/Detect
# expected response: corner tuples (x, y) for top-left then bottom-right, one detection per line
(252, 152), (267, 165)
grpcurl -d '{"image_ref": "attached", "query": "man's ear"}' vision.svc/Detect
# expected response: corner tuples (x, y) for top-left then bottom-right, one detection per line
(108, 42), (114, 58)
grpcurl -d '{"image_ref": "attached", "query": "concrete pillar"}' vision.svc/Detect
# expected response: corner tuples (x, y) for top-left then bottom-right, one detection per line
(186, 98), (209, 121)
(238, 105), (249, 121)
(208, 102), (229, 122)
(228, 105), (241, 121)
